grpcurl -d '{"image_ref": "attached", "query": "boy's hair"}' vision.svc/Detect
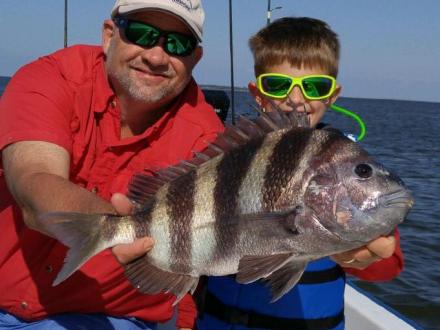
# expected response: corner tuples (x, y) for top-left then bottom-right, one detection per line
(249, 17), (340, 77)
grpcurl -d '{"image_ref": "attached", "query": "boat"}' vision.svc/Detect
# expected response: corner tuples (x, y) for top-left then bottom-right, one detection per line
(156, 282), (422, 329)
(345, 282), (421, 330)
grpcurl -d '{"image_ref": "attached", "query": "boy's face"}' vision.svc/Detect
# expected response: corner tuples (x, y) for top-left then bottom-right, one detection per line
(249, 62), (341, 127)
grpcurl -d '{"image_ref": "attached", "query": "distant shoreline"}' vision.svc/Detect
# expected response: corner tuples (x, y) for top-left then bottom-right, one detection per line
(1, 76), (438, 105)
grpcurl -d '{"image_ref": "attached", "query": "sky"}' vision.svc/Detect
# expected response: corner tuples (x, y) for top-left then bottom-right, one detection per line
(0, 0), (439, 103)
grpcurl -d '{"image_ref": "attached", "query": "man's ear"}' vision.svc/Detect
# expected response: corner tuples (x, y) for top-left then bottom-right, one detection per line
(102, 19), (115, 55)
(248, 81), (265, 107)
(193, 46), (203, 65)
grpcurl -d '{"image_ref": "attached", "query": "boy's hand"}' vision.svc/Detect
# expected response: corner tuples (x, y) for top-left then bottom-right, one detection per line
(331, 235), (396, 270)
(110, 193), (155, 265)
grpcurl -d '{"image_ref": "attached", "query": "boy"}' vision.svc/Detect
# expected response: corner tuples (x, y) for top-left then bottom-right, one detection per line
(196, 17), (403, 330)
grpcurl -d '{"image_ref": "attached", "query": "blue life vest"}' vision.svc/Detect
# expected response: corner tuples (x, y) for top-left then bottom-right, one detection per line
(197, 258), (345, 330)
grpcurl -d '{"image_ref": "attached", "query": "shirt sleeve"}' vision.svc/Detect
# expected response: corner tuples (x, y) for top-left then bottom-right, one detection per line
(0, 56), (74, 153)
(189, 112), (225, 154)
(345, 229), (404, 281)
(176, 293), (197, 329)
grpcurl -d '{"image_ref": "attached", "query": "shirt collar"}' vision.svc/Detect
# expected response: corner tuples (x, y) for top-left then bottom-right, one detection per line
(105, 78), (200, 147)
(93, 52), (115, 114)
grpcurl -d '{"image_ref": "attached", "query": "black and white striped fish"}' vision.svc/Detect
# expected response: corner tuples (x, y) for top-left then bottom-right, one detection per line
(41, 109), (413, 303)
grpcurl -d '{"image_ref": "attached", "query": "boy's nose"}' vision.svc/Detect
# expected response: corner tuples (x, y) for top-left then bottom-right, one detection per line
(288, 85), (306, 105)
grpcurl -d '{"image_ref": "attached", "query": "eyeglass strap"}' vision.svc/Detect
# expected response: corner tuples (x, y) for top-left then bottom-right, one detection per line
(330, 104), (366, 141)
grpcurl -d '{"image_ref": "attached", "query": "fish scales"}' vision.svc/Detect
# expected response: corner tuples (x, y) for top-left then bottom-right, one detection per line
(40, 109), (413, 303)
(147, 189), (172, 271)
(212, 137), (264, 265)
(166, 169), (197, 274)
(237, 131), (285, 214)
(262, 129), (314, 211)
(189, 156), (222, 271)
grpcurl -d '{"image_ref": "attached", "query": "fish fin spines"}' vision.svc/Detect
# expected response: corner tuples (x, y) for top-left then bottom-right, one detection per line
(261, 99), (311, 129)
(236, 115), (266, 139)
(128, 161), (198, 206)
(264, 260), (307, 302)
(236, 253), (295, 284)
(125, 257), (199, 305)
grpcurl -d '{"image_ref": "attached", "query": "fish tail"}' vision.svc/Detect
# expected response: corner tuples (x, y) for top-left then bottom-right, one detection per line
(40, 211), (121, 286)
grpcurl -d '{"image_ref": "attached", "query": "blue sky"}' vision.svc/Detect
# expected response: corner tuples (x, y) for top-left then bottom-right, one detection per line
(1, 0), (439, 102)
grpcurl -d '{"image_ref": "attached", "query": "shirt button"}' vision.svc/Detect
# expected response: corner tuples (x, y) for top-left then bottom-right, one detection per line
(111, 100), (116, 108)
(45, 265), (53, 273)
(21, 301), (28, 310)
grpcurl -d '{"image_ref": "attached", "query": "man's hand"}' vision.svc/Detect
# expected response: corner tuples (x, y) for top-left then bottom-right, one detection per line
(111, 193), (155, 265)
(331, 235), (396, 270)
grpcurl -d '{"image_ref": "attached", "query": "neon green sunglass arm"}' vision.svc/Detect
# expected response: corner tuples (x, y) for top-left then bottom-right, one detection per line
(330, 104), (367, 141)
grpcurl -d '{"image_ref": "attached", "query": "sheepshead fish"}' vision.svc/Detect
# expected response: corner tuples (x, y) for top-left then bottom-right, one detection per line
(41, 109), (413, 303)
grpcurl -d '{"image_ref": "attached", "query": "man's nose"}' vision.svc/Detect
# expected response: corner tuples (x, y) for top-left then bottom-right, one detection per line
(140, 41), (170, 67)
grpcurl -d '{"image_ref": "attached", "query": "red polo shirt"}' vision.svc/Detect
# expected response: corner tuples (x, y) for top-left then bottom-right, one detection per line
(0, 45), (224, 328)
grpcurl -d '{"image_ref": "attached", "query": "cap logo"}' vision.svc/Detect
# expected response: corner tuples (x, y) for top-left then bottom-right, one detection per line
(172, 0), (193, 12)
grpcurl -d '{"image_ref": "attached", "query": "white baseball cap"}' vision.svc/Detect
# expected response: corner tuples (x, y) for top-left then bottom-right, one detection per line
(111, 0), (205, 42)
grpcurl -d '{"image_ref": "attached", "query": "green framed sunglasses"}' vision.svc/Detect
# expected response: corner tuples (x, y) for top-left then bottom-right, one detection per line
(257, 73), (337, 100)
(113, 17), (198, 57)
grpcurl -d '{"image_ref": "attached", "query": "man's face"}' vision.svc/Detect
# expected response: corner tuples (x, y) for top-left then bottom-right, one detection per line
(102, 11), (202, 106)
(250, 62), (341, 128)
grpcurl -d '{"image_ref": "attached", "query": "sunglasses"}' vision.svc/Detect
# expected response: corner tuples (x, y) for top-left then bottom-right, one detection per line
(113, 17), (198, 57)
(257, 73), (337, 100)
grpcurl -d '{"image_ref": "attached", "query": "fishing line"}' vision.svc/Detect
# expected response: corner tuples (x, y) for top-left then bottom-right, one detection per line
(330, 104), (366, 141)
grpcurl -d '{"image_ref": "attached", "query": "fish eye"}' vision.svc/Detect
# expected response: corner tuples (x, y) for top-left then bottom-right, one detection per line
(354, 164), (373, 179)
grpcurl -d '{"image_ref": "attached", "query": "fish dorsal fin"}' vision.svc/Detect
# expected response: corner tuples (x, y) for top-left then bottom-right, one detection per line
(127, 161), (197, 206)
(125, 257), (199, 305)
(249, 102), (310, 131)
(128, 105), (310, 206)
(235, 115), (265, 139)
(236, 253), (295, 284)
(264, 260), (307, 302)
(200, 106), (304, 157)
(261, 100), (311, 128)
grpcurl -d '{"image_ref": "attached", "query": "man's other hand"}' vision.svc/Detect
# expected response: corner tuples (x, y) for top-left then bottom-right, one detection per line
(110, 193), (154, 265)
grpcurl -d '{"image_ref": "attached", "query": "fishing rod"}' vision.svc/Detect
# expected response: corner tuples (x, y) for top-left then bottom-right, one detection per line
(228, 0), (236, 124)
(64, 0), (68, 48)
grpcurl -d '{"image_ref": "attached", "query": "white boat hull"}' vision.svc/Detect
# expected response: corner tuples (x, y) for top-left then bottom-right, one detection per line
(157, 283), (420, 329)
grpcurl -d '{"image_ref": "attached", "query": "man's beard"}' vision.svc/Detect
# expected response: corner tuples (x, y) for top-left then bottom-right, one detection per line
(107, 62), (177, 104)
(106, 44), (179, 104)
(114, 70), (173, 104)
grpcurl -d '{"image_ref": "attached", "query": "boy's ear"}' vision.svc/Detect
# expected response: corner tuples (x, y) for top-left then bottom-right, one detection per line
(248, 81), (265, 107)
(329, 84), (342, 105)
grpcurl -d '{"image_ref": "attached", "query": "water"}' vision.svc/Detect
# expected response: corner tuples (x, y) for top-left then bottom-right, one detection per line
(2, 79), (440, 329)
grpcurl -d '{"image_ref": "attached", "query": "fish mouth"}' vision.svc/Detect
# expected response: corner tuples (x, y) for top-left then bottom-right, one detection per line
(379, 189), (414, 209)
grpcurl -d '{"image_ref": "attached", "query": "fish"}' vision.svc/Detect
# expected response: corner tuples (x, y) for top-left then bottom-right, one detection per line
(40, 108), (414, 303)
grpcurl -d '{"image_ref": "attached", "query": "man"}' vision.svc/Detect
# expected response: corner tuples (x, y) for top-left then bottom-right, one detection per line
(0, 0), (223, 329)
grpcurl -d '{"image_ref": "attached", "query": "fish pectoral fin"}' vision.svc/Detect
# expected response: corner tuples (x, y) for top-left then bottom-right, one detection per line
(264, 260), (307, 302)
(209, 208), (302, 234)
(125, 257), (199, 305)
(236, 253), (295, 284)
